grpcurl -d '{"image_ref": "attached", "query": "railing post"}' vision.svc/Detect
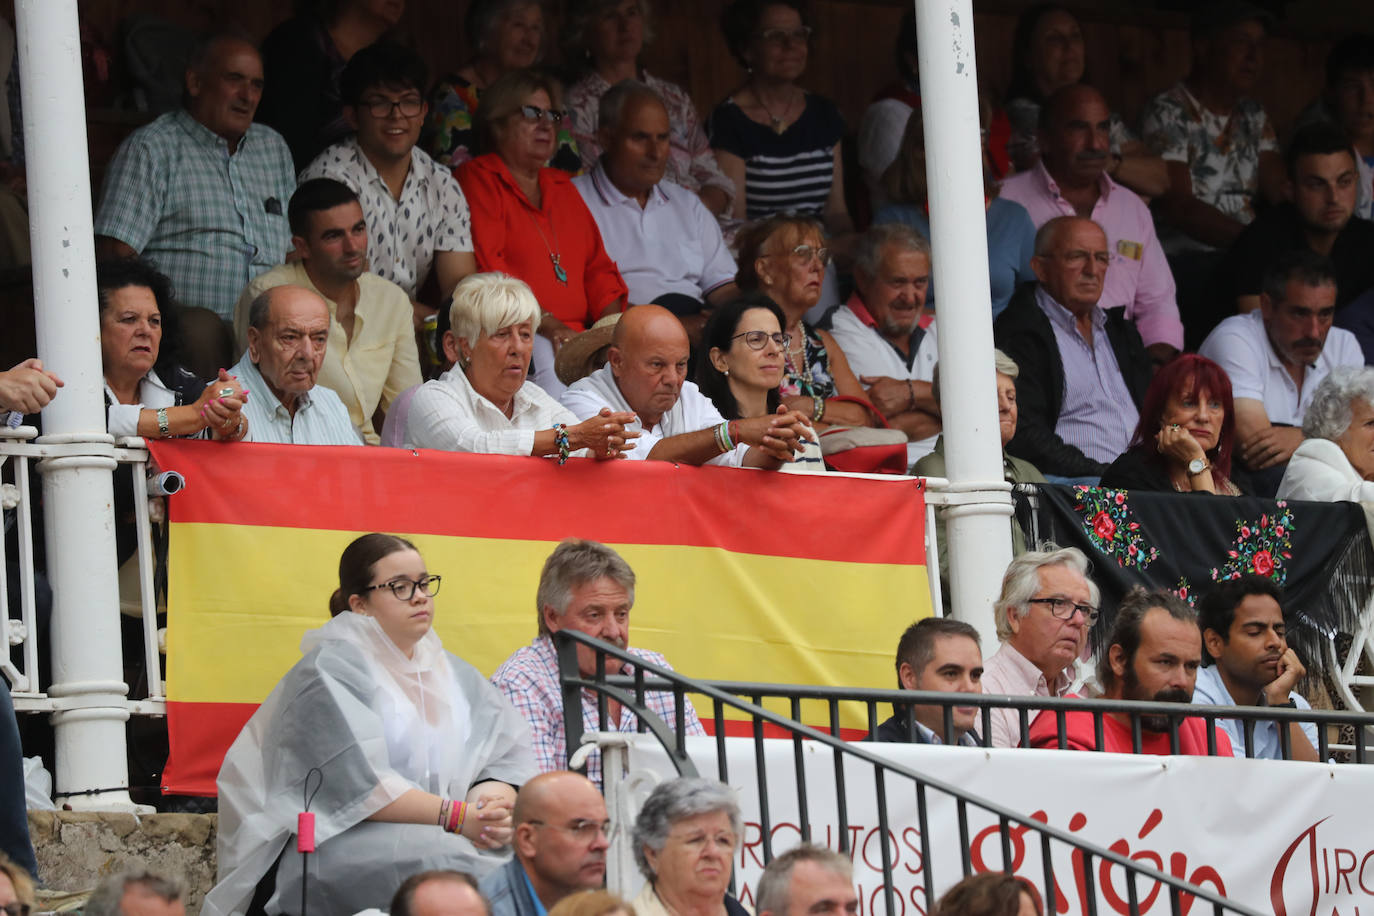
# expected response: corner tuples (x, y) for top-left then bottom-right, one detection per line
(555, 632), (587, 772)
(16, 0), (137, 810)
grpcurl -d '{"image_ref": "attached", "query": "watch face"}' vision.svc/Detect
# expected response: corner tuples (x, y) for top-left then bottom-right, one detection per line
(1189, 458), (1205, 474)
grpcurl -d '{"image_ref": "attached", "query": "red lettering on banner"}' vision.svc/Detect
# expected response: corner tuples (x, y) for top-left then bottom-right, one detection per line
(861, 828), (901, 871)
(772, 821), (802, 849)
(1360, 851), (1374, 894)
(907, 886), (929, 916)
(741, 822), (765, 867)
(1334, 851), (1358, 895)
(868, 883), (904, 916)
(902, 827), (925, 876)
(1270, 817), (1328, 916)
(738, 883), (755, 910)
(850, 825), (865, 854)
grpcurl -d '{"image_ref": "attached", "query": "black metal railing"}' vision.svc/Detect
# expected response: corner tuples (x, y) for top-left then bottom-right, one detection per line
(556, 631), (1273, 916)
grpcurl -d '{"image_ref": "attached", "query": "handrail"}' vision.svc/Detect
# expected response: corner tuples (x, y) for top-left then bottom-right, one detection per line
(555, 630), (1266, 916)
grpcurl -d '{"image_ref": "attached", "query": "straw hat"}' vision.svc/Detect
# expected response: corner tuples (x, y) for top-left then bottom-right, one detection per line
(555, 313), (621, 386)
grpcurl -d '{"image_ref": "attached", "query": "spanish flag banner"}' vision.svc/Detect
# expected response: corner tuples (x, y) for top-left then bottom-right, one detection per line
(150, 441), (931, 796)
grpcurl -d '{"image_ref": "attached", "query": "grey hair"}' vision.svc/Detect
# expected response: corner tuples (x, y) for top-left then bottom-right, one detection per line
(1260, 248), (1338, 307)
(247, 284), (308, 331)
(535, 538), (637, 635)
(84, 868), (185, 916)
(756, 845), (854, 916)
(597, 79), (665, 136)
(469, 0), (546, 58)
(933, 348), (1018, 404)
(633, 778), (742, 882)
(854, 223), (930, 282)
(1302, 366), (1374, 440)
(1033, 215), (1102, 257)
(993, 543), (1098, 642)
(448, 272), (543, 351)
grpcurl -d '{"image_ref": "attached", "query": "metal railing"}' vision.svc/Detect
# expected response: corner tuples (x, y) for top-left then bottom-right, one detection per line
(556, 630), (1268, 916)
(0, 427), (165, 712)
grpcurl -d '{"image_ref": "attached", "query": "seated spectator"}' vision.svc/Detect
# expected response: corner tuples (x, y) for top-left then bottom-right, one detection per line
(491, 539), (704, 782)
(994, 217), (1151, 483)
(1028, 588), (1234, 756)
(392, 870), (489, 916)
(696, 296), (823, 472)
(707, 0), (853, 240)
(208, 533), (537, 916)
(981, 545), (1095, 749)
(0, 358), (61, 416)
(563, 0), (734, 216)
(876, 111), (1035, 320)
(85, 868), (185, 916)
(1199, 250), (1364, 495)
(1101, 354), (1241, 494)
(822, 223), (942, 463)
(999, 85), (1181, 360)
(405, 273), (634, 456)
(94, 34), (295, 374)
(458, 69), (628, 388)
(1194, 576), (1319, 761)
(549, 891), (634, 916)
(425, 0), (580, 173)
(1219, 123), (1374, 327)
(481, 772), (610, 916)
(932, 872), (1040, 916)
(913, 353), (1046, 606)
(755, 845), (858, 916)
(100, 257), (248, 444)
(735, 216), (873, 430)
(231, 286), (363, 445)
(1142, 1), (1283, 253)
(573, 81), (739, 334)
(301, 42), (477, 317)
(381, 297), (457, 448)
(560, 304), (810, 467)
(1298, 34), (1374, 221)
(256, 0), (404, 171)
(1279, 366), (1374, 502)
(872, 618), (983, 746)
(858, 11), (927, 208)
(1001, 4), (1167, 199)
(234, 179), (420, 444)
(631, 778), (747, 916)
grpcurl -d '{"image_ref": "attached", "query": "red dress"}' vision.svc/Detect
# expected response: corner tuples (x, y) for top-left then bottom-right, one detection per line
(458, 153), (627, 331)
(1027, 696), (1235, 756)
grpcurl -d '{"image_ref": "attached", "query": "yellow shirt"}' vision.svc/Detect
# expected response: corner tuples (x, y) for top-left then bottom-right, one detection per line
(233, 262), (420, 444)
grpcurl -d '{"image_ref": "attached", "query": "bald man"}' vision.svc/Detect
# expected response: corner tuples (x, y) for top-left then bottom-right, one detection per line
(559, 304), (810, 467)
(390, 871), (490, 916)
(479, 772), (610, 916)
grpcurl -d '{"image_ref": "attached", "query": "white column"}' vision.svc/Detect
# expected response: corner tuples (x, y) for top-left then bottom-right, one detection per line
(17, 0), (136, 809)
(912, 0), (1013, 647)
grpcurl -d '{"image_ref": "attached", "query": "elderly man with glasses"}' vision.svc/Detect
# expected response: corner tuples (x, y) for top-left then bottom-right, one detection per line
(480, 772), (613, 916)
(980, 545), (1099, 748)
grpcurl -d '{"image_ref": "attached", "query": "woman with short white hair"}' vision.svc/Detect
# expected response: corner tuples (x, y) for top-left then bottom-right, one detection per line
(1278, 366), (1374, 503)
(406, 272), (637, 458)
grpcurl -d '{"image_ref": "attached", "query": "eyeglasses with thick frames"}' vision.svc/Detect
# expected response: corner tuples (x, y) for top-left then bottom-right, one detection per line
(364, 574), (442, 601)
(527, 818), (615, 842)
(731, 330), (790, 350)
(772, 243), (830, 267)
(755, 26), (813, 46)
(362, 97), (424, 119)
(1027, 596), (1099, 625)
(519, 105), (566, 124)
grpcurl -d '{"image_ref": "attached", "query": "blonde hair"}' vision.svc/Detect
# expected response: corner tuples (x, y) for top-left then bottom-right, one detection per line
(448, 272), (543, 347)
(548, 891), (635, 916)
(478, 68), (565, 150)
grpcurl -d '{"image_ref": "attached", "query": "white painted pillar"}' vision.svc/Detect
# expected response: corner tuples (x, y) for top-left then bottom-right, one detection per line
(912, 0), (1013, 648)
(16, 0), (135, 809)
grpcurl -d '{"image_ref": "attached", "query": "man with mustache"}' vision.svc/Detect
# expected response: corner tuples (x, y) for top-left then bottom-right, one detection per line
(232, 179), (420, 444)
(1028, 588), (1234, 756)
(1000, 84), (1182, 364)
(1193, 576), (1318, 760)
(490, 539), (704, 784)
(1200, 250), (1363, 494)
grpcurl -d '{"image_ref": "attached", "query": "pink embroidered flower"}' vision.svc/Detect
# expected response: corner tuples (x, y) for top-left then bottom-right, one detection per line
(1252, 551), (1274, 576)
(1093, 511), (1116, 541)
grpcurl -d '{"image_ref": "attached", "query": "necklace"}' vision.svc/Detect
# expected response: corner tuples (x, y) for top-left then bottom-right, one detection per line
(525, 209), (568, 285)
(755, 87), (797, 135)
(784, 326), (815, 395)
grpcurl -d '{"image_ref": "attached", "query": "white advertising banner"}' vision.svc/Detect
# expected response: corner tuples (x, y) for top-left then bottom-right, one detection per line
(609, 735), (1374, 916)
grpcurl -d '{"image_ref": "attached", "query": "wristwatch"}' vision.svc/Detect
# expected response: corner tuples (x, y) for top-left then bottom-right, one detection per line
(1187, 457), (1210, 476)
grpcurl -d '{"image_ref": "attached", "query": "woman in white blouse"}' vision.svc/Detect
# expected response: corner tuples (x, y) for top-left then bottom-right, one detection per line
(100, 256), (248, 442)
(1279, 366), (1374, 503)
(406, 272), (637, 458)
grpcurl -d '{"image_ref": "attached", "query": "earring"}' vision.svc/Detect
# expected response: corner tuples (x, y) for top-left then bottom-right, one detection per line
(724, 369), (730, 377)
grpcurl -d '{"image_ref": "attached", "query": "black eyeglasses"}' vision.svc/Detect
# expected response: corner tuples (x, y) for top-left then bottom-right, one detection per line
(1027, 596), (1099, 625)
(519, 105), (566, 124)
(362, 97), (424, 119)
(527, 818), (615, 842)
(364, 574), (442, 601)
(731, 330), (790, 350)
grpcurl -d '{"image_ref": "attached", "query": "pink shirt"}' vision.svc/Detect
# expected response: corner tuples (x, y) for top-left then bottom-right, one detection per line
(979, 641), (1074, 749)
(999, 162), (1182, 351)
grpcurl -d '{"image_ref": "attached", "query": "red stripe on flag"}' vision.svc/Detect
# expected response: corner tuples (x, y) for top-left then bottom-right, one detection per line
(163, 701), (255, 796)
(149, 441), (925, 565)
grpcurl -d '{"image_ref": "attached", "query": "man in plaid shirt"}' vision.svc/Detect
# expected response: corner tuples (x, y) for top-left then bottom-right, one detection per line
(491, 539), (704, 784)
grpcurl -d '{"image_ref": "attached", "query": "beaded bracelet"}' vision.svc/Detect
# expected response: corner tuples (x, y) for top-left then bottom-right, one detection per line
(553, 424), (571, 465)
(811, 395), (825, 423)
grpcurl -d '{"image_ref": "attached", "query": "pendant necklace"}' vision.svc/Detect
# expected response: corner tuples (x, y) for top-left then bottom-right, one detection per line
(757, 88), (795, 135)
(525, 206), (569, 285)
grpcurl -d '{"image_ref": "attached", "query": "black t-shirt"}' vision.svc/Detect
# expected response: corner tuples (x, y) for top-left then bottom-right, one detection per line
(1222, 203), (1374, 307)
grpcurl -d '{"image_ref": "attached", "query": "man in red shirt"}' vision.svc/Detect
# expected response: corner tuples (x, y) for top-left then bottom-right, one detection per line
(1029, 588), (1233, 756)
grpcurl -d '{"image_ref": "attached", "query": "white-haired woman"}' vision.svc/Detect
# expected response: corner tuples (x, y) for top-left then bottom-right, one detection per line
(1278, 366), (1374, 503)
(405, 273), (637, 458)
(632, 778), (748, 916)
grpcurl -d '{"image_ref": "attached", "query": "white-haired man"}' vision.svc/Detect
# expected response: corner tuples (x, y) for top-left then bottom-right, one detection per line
(981, 545), (1098, 748)
(490, 539), (704, 784)
(756, 844), (859, 916)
